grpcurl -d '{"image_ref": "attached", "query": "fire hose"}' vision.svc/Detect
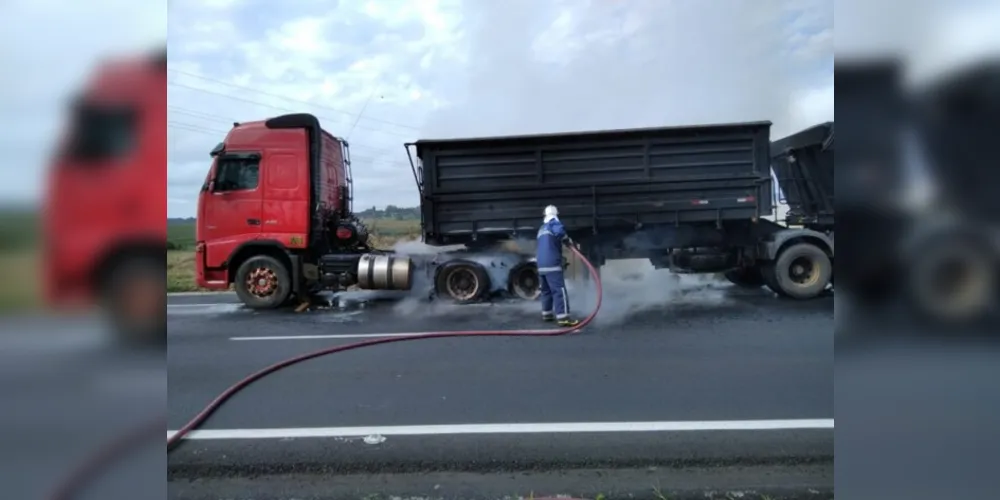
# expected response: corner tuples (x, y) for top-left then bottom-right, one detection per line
(167, 243), (603, 448)
(52, 244), (602, 499)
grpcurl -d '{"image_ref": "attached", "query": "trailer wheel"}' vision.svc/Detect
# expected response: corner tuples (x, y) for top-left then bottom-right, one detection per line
(761, 263), (787, 297)
(436, 260), (490, 303)
(723, 267), (765, 288)
(235, 255), (292, 309)
(767, 243), (832, 299)
(908, 239), (995, 325)
(509, 263), (541, 300)
(102, 255), (166, 347)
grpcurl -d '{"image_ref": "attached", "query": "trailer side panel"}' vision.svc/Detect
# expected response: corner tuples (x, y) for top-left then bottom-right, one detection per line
(414, 122), (773, 244)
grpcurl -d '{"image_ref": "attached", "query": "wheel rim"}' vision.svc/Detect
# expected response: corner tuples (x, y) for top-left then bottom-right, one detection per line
(445, 268), (480, 301)
(919, 251), (990, 316)
(788, 256), (819, 287)
(246, 267), (279, 298)
(511, 266), (540, 300)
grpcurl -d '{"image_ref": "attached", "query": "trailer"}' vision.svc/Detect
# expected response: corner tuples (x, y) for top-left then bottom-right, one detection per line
(410, 120), (834, 299)
(900, 60), (999, 324)
(195, 114), (834, 309)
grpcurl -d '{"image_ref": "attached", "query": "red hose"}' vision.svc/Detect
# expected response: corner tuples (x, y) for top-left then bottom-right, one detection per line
(167, 244), (602, 449)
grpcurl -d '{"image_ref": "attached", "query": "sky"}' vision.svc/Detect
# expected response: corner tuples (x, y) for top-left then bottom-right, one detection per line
(163, 0), (835, 218)
(0, 0), (166, 208)
(1, 0), (854, 218)
(5, 1), (1000, 218)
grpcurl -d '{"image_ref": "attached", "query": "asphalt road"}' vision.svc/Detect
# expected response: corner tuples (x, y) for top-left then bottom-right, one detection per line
(167, 267), (833, 496)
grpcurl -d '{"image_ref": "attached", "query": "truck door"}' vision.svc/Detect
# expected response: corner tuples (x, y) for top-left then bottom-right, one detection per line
(203, 152), (263, 266)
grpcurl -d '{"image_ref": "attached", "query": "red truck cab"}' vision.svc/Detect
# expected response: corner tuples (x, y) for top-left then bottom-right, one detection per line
(196, 114), (368, 307)
(43, 48), (167, 344)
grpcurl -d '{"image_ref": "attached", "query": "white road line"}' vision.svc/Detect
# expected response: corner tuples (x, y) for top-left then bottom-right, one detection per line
(167, 419), (834, 440)
(230, 330), (564, 341)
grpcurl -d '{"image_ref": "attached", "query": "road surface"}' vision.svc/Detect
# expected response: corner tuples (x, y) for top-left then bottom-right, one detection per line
(167, 270), (833, 498)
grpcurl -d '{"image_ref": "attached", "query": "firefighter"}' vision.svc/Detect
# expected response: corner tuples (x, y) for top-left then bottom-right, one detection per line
(536, 205), (580, 327)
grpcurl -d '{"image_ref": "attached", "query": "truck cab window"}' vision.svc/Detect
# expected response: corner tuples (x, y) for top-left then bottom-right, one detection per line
(62, 103), (137, 163)
(215, 157), (259, 192)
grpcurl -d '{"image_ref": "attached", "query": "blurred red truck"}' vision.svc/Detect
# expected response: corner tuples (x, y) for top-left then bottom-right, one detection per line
(42, 48), (167, 345)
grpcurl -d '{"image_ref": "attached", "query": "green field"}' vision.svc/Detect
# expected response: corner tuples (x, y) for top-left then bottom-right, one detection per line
(167, 222), (197, 250)
(0, 209), (39, 251)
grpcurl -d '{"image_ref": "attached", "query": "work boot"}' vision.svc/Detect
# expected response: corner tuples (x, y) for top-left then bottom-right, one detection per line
(557, 317), (581, 327)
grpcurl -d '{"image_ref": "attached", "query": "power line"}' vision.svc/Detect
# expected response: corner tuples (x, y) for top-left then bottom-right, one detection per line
(168, 121), (227, 135)
(168, 80), (412, 138)
(167, 105), (398, 156)
(166, 123), (408, 168)
(167, 68), (421, 131)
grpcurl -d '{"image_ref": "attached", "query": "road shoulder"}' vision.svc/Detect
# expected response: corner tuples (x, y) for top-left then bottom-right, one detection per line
(169, 463), (833, 500)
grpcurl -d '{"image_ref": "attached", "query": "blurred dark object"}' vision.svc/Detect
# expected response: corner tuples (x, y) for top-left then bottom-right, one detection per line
(901, 58), (1000, 327)
(42, 47), (167, 346)
(835, 59), (908, 209)
(915, 58), (1000, 222)
(834, 59), (909, 311)
(770, 121), (834, 231)
(837, 57), (999, 330)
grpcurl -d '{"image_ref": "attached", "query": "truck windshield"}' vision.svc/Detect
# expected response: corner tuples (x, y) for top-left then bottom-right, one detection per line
(60, 102), (137, 164)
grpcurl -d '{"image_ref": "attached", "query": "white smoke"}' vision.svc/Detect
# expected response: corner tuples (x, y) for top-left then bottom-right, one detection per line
(567, 258), (732, 327)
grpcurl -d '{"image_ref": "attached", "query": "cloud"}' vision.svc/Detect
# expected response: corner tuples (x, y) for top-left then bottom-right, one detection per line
(160, 0), (833, 217)
(0, 1), (165, 206)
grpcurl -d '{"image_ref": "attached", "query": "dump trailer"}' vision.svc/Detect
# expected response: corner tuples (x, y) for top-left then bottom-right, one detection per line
(769, 121), (834, 231)
(196, 113), (834, 309)
(411, 120), (834, 299)
(898, 60), (1000, 324)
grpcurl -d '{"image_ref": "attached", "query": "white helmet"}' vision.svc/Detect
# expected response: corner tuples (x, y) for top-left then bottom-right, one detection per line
(544, 205), (559, 218)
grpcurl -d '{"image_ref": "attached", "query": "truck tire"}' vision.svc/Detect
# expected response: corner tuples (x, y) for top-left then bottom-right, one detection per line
(907, 239), (995, 325)
(761, 262), (787, 297)
(234, 255), (292, 309)
(508, 262), (541, 300)
(435, 260), (491, 304)
(723, 267), (765, 288)
(102, 256), (166, 347)
(766, 243), (832, 299)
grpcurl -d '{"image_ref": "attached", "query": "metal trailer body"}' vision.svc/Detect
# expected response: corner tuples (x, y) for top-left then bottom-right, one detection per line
(896, 60), (1000, 324)
(770, 121), (834, 230)
(403, 120), (834, 299)
(409, 121), (773, 243)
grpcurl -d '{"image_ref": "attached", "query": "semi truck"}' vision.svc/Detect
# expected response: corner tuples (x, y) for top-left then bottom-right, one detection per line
(44, 47), (167, 345)
(195, 113), (834, 308)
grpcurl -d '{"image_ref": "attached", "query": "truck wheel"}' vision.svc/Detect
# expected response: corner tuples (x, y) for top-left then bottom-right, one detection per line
(102, 256), (166, 347)
(235, 255), (292, 309)
(908, 240), (995, 325)
(435, 260), (490, 303)
(509, 263), (541, 300)
(768, 243), (832, 299)
(761, 263), (787, 297)
(723, 267), (765, 288)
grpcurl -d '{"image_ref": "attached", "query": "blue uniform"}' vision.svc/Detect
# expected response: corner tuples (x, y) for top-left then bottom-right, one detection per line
(536, 218), (570, 320)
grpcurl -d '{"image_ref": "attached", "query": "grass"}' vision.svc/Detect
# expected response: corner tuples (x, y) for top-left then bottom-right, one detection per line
(167, 250), (199, 292)
(0, 251), (41, 312)
(167, 222), (197, 250)
(362, 218), (422, 237)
